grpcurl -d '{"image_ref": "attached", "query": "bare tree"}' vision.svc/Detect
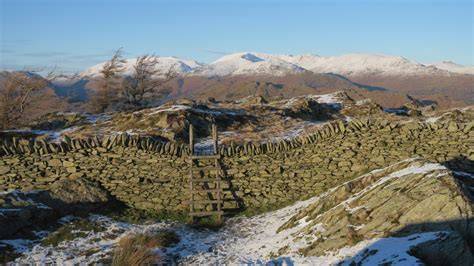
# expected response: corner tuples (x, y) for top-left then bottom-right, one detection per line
(91, 48), (126, 112)
(122, 54), (176, 106)
(0, 70), (55, 129)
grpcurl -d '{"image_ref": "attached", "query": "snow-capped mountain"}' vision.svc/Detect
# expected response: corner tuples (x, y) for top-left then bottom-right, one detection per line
(279, 53), (448, 77)
(192, 52), (452, 77)
(191, 52), (306, 77)
(78, 52), (473, 79)
(428, 61), (474, 75)
(81, 56), (203, 78)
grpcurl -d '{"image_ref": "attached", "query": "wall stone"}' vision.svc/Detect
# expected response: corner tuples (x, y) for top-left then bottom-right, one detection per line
(0, 119), (473, 214)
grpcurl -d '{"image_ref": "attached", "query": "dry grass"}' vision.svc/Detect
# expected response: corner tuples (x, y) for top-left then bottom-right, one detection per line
(111, 231), (179, 266)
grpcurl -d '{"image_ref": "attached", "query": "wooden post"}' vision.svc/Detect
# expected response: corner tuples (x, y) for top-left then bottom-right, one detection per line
(189, 124), (194, 155)
(189, 166), (194, 223)
(215, 157), (222, 222)
(212, 124), (222, 222)
(189, 124), (195, 223)
(212, 124), (218, 155)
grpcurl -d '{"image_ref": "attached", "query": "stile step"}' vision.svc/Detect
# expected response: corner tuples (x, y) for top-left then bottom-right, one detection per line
(191, 166), (221, 171)
(188, 199), (222, 204)
(190, 155), (220, 160)
(190, 189), (222, 194)
(191, 178), (221, 182)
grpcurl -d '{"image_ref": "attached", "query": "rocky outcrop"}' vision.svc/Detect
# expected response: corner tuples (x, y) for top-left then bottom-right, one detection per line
(29, 112), (88, 131)
(0, 177), (117, 239)
(277, 159), (474, 264)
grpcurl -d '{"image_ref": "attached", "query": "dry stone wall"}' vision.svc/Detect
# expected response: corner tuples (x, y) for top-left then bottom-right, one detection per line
(0, 119), (473, 214)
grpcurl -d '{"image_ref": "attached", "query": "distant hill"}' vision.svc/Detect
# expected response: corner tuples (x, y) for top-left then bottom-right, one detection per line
(80, 56), (203, 78)
(428, 61), (474, 75)
(15, 51), (474, 109)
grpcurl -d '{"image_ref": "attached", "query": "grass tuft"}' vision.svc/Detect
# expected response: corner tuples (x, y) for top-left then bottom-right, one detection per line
(111, 230), (179, 266)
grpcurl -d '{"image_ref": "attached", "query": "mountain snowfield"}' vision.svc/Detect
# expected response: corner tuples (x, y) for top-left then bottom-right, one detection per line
(429, 61), (474, 75)
(81, 56), (203, 78)
(80, 52), (474, 78)
(191, 52), (306, 77)
(278, 53), (446, 76)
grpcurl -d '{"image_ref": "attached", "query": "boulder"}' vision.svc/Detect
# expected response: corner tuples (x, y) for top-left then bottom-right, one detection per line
(278, 159), (474, 264)
(0, 177), (119, 239)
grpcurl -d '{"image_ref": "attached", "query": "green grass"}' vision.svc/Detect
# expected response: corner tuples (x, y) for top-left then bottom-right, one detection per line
(109, 208), (188, 224)
(41, 218), (106, 247)
(237, 199), (297, 217)
(189, 215), (224, 230)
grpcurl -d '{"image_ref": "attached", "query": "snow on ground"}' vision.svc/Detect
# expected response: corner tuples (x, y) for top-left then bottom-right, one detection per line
(339, 160), (447, 214)
(6, 159), (449, 265)
(193, 137), (216, 154)
(135, 104), (241, 118)
(0, 113), (111, 143)
(309, 92), (342, 105)
(135, 104), (192, 116)
(337, 232), (443, 265)
(278, 92), (344, 110)
(425, 112), (451, 123)
(193, 120), (327, 152)
(8, 199), (445, 265)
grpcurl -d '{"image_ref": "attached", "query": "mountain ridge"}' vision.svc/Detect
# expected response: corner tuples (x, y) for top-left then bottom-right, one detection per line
(78, 52), (474, 78)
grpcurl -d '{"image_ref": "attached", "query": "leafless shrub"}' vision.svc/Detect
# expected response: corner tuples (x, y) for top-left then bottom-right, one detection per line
(90, 48), (126, 112)
(122, 54), (176, 106)
(0, 69), (55, 129)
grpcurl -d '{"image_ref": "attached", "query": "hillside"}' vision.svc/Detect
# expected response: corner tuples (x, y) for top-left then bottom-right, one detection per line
(0, 89), (473, 263)
(171, 73), (470, 108)
(429, 61), (474, 75)
(44, 51), (474, 109)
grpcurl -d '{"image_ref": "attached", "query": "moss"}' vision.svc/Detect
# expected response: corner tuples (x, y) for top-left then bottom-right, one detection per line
(109, 208), (188, 224)
(190, 215), (224, 230)
(238, 199), (296, 217)
(41, 218), (106, 247)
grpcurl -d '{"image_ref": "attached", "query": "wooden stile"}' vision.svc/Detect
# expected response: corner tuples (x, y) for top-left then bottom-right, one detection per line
(188, 124), (223, 223)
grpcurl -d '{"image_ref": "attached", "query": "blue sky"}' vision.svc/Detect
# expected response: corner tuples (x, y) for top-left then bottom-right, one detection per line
(0, 0), (472, 72)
